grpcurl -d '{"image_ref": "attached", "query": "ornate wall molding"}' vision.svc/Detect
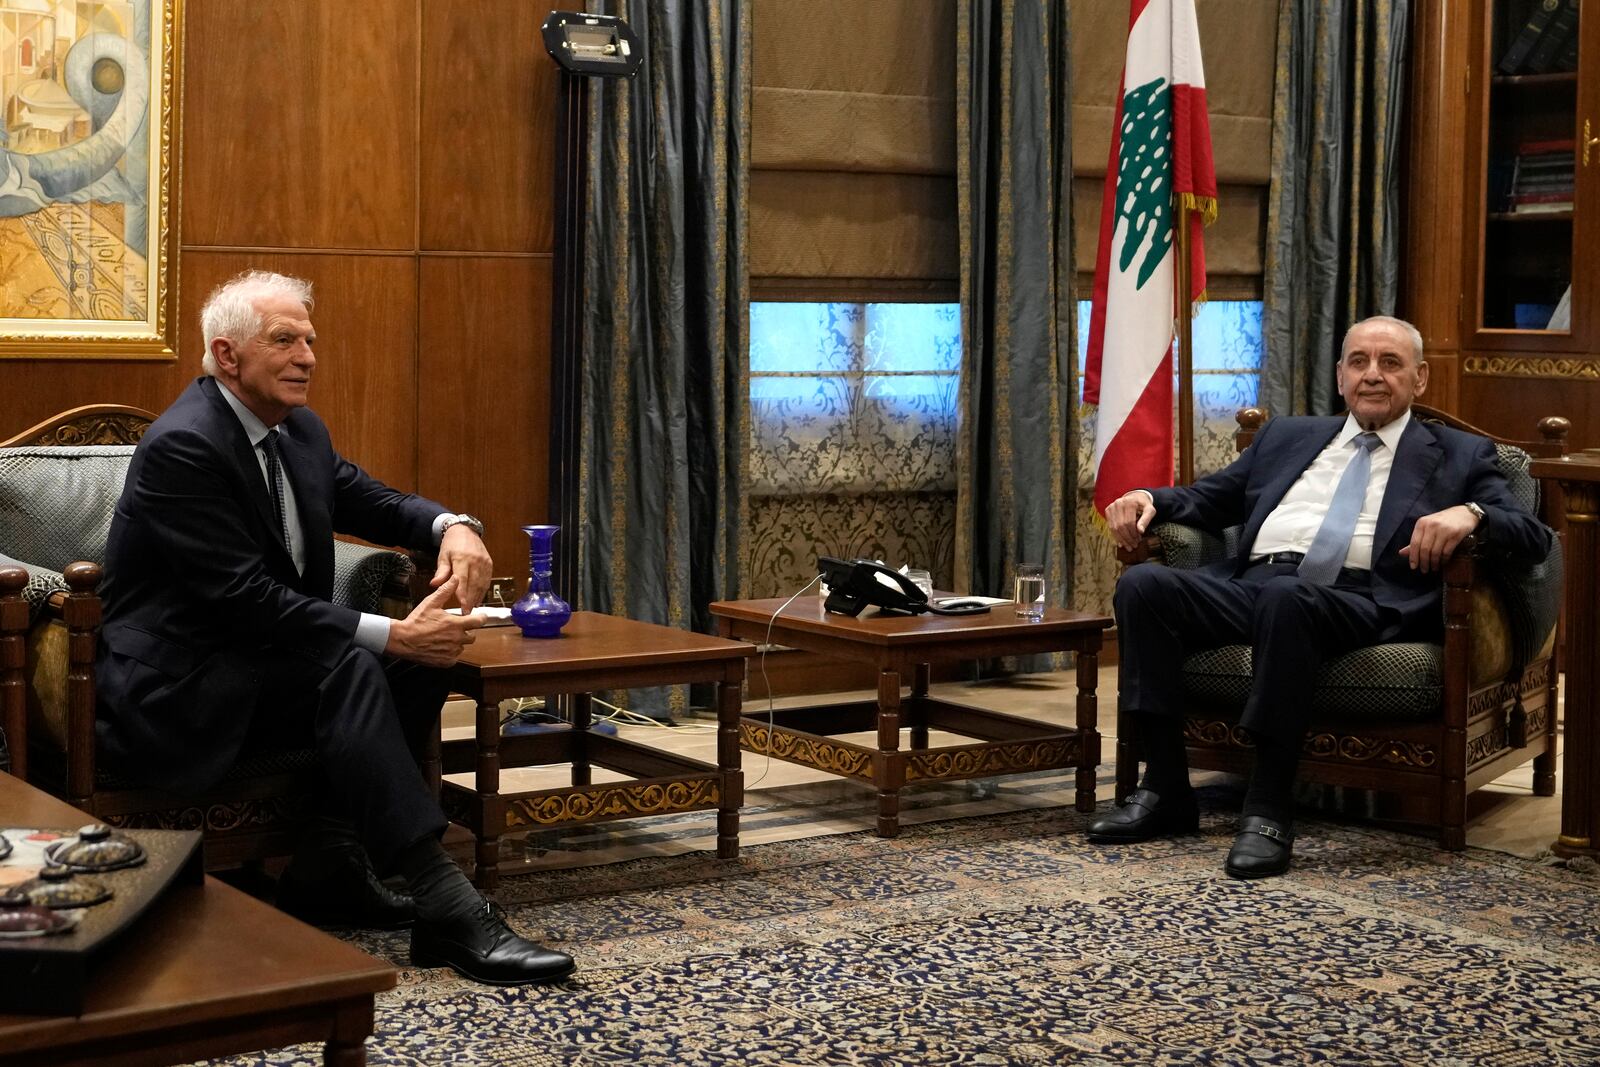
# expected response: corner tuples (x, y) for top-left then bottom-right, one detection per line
(1463, 355), (1600, 380)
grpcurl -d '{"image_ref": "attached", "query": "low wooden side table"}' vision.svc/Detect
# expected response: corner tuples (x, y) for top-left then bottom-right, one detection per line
(1, 774), (394, 1066)
(1531, 450), (1600, 860)
(709, 597), (1112, 837)
(442, 611), (751, 891)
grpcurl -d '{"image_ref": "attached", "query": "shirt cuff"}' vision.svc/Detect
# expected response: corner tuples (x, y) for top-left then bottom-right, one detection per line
(354, 612), (392, 655)
(430, 512), (455, 546)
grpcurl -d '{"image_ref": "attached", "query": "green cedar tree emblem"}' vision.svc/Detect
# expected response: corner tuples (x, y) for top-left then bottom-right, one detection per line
(1115, 76), (1173, 290)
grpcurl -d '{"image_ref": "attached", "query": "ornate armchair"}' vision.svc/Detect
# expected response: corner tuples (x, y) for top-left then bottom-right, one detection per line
(0, 405), (418, 867)
(1114, 404), (1568, 849)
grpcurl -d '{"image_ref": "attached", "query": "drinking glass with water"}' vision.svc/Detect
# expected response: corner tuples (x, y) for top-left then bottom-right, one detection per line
(1013, 564), (1045, 620)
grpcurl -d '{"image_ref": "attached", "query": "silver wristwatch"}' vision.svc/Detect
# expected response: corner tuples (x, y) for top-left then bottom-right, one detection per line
(1463, 501), (1485, 526)
(440, 513), (485, 538)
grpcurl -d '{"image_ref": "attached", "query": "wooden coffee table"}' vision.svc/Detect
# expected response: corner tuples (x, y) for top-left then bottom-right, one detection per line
(709, 597), (1113, 837)
(442, 611), (751, 891)
(0, 774), (395, 1066)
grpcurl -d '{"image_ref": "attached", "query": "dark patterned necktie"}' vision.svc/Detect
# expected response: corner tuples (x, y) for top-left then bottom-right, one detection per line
(261, 429), (290, 547)
(1298, 431), (1383, 584)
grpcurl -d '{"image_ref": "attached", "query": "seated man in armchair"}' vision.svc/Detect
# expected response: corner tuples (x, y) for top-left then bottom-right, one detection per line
(96, 270), (573, 985)
(1092, 315), (1551, 878)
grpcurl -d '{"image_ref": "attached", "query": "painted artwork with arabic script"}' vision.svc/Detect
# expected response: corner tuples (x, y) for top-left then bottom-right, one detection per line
(0, 0), (180, 359)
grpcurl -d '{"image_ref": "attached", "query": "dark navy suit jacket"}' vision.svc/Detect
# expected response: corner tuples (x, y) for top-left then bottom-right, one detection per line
(96, 376), (447, 792)
(1148, 413), (1552, 642)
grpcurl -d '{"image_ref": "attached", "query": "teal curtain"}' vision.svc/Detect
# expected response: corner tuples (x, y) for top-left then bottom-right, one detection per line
(579, 0), (749, 717)
(1262, 0), (1409, 417)
(955, 0), (1075, 635)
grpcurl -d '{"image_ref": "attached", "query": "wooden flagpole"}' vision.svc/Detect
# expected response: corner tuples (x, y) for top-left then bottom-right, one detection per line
(1175, 200), (1195, 485)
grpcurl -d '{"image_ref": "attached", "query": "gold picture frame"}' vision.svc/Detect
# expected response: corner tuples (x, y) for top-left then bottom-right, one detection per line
(0, 0), (182, 360)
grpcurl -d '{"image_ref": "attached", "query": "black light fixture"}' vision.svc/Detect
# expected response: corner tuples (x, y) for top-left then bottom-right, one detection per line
(541, 11), (643, 604)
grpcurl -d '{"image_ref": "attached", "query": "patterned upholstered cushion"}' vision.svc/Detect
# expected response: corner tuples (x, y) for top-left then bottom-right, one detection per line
(1182, 642), (1444, 720)
(1494, 443), (1538, 516)
(1151, 523), (1227, 570)
(0, 446), (133, 572)
(0, 551), (67, 624)
(332, 540), (414, 613)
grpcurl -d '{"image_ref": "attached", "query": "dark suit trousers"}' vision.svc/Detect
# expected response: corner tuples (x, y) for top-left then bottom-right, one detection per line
(245, 647), (451, 870)
(1114, 560), (1396, 742)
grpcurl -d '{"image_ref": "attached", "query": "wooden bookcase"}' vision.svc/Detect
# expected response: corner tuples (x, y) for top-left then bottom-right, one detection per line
(1406, 0), (1600, 445)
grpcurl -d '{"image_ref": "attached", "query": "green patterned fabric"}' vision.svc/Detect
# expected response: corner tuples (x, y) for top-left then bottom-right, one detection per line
(578, 0), (749, 717)
(1183, 642), (1443, 720)
(955, 0), (1074, 665)
(1261, 0), (1409, 416)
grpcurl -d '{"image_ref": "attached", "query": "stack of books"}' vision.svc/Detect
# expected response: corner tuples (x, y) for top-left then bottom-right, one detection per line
(1499, 0), (1580, 75)
(1507, 138), (1575, 214)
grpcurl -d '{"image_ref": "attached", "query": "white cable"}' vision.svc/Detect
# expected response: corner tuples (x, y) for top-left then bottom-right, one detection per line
(747, 573), (825, 790)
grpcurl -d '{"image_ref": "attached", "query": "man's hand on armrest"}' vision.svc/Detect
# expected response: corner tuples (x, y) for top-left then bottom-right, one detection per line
(386, 576), (488, 667)
(1105, 490), (1158, 552)
(1398, 504), (1482, 574)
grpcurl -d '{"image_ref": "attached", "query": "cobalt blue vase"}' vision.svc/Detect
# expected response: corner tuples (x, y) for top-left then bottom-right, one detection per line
(511, 524), (571, 638)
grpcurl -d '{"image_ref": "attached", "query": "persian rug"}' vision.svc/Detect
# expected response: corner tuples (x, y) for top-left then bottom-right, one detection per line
(203, 795), (1600, 1066)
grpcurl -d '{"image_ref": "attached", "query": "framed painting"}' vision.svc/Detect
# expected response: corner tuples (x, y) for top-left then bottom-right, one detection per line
(0, 0), (181, 360)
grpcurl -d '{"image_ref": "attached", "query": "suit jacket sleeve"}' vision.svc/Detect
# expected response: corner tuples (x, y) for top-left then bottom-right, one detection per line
(1146, 416), (1282, 534)
(328, 450), (445, 551)
(1459, 433), (1553, 562)
(125, 425), (362, 669)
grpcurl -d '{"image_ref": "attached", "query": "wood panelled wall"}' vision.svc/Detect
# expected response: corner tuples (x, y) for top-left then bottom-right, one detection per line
(0, 1), (560, 576)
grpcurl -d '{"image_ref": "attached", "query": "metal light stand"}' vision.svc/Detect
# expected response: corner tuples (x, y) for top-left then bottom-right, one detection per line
(541, 11), (642, 606)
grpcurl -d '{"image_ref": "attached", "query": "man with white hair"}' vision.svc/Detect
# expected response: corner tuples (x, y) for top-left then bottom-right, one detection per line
(1090, 315), (1551, 878)
(97, 270), (574, 985)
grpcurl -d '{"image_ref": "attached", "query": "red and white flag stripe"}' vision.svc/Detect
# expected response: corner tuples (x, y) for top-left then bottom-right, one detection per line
(1084, 0), (1216, 517)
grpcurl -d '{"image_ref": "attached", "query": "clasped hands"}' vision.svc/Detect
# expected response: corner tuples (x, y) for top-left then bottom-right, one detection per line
(1104, 490), (1483, 574)
(386, 524), (496, 667)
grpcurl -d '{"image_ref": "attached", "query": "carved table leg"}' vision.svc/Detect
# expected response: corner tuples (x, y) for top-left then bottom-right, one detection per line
(571, 692), (592, 787)
(908, 662), (931, 750)
(877, 667), (904, 837)
(474, 697), (501, 893)
(1075, 637), (1102, 813)
(1555, 478), (1599, 858)
(717, 660), (744, 858)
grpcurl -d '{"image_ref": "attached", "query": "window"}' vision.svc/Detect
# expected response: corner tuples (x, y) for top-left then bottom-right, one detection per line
(747, 302), (960, 598)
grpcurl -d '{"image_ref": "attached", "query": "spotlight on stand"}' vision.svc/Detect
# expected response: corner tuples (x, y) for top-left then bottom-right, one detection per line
(541, 11), (643, 608)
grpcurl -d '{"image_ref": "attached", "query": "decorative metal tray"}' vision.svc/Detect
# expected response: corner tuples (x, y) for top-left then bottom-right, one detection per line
(0, 824), (203, 1014)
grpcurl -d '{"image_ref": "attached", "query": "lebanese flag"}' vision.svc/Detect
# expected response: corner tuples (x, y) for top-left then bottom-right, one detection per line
(1083, 0), (1216, 516)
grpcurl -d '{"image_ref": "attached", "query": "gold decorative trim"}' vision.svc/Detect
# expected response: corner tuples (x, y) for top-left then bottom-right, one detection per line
(25, 415), (150, 446)
(1184, 718), (1438, 768)
(108, 795), (301, 834)
(1468, 660), (1553, 716)
(503, 780), (720, 828)
(906, 739), (1079, 782)
(1463, 355), (1600, 380)
(740, 721), (873, 780)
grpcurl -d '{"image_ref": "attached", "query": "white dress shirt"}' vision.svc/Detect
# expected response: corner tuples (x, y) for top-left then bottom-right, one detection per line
(1249, 410), (1412, 571)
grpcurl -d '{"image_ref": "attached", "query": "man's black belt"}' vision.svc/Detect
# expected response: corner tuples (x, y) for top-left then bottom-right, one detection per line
(1250, 551), (1372, 584)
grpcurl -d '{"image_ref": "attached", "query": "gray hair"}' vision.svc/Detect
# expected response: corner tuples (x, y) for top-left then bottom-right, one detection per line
(200, 271), (315, 376)
(1341, 315), (1425, 367)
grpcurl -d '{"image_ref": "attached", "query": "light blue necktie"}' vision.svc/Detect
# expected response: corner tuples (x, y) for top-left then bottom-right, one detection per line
(1298, 431), (1383, 585)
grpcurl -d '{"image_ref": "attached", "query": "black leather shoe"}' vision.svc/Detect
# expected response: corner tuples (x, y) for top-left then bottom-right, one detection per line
(1224, 815), (1294, 879)
(411, 902), (576, 986)
(1085, 788), (1199, 843)
(277, 843), (417, 930)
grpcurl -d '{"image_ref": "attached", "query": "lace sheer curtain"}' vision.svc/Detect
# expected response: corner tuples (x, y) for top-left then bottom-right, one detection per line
(746, 302), (960, 599)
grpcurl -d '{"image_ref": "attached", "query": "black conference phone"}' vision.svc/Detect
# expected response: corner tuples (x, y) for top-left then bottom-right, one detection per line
(817, 557), (991, 618)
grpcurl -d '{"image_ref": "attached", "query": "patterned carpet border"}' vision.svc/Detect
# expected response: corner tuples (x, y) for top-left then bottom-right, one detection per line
(202, 796), (1600, 1066)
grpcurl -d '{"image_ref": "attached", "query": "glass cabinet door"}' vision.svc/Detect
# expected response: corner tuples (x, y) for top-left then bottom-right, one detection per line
(1479, 0), (1580, 335)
